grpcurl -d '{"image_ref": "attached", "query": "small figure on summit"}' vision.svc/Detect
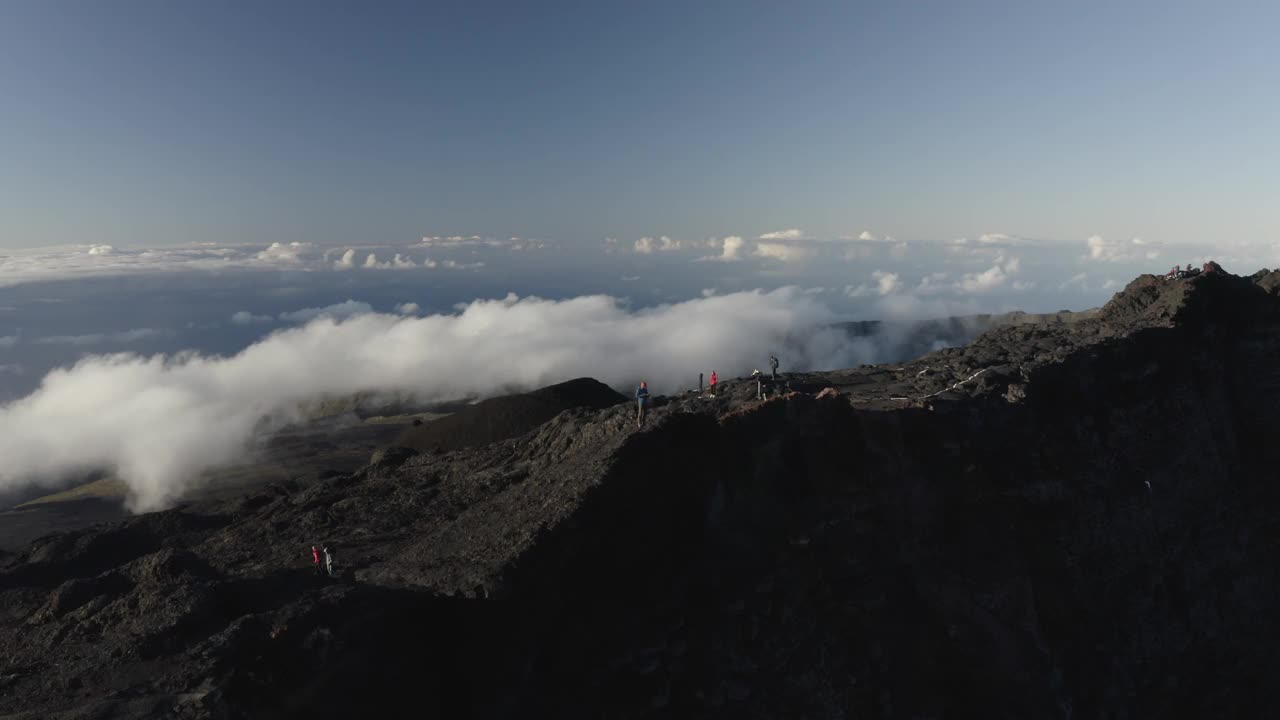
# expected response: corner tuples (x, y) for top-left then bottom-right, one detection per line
(709, 370), (718, 397)
(769, 355), (780, 381)
(311, 545), (321, 575)
(636, 381), (650, 427)
(323, 546), (335, 577)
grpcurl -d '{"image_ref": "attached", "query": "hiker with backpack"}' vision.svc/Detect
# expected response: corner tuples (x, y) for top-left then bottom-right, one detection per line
(769, 355), (780, 381)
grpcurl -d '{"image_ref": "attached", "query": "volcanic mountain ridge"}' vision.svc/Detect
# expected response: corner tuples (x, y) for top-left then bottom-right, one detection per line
(3, 264), (1280, 718)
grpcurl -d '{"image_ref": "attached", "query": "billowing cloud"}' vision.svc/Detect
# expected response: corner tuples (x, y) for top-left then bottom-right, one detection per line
(362, 253), (418, 270)
(955, 255), (1021, 294)
(256, 242), (318, 264)
(914, 272), (950, 295)
(699, 236), (745, 262)
(1085, 235), (1161, 263)
(0, 289), (870, 510)
(87, 244), (114, 256)
(759, 229), (805, 241)
(634, 236), (682, 254)
(720, 236), (745, 261)
(396, 302), (420, 315)
(845, 231), (898, 244)
(845, 270), (901, 298)
(278, 300), (374, 323)
(333, 249), (357, 270)
(231, 311), (273, 325)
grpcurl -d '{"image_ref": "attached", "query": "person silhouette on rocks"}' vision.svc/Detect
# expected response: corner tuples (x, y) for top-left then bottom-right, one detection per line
(709, 370), (718, 397)
(636, 381), (650, 427)
(323, 546), (335, 577)
(311, 545), (322, 575)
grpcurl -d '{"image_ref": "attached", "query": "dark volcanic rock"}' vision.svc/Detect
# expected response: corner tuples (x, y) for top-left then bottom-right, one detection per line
(394, 377), (628, 452)
(5, 267), (1280, 718)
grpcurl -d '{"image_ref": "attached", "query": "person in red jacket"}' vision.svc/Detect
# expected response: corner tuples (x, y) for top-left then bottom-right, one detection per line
(311, 545), (321, 575)
(709, 370), (718, 397)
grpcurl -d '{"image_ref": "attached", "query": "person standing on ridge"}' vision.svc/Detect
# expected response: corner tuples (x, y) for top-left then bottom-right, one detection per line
(709, 370), (718, 397)
(323, 546), (334, 577)
(636, 381), (650, 427)
(769, 355), (780, 381)
(699, 372), (704, 396)
(311, 545), (321, 575)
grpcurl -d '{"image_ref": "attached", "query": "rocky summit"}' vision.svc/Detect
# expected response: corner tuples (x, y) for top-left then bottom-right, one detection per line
(4, 264), (1280, 719)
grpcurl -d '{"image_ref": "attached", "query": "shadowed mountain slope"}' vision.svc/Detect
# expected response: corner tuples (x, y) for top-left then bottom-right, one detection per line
(394, 377), (627, 452)
(3, 265), (1280, 718)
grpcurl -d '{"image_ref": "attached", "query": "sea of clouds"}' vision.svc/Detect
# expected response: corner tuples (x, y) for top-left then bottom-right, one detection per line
(0, 288), (883, 510)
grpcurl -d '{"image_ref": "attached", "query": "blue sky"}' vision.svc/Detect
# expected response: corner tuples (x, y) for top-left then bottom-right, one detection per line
(3, 1), (1280, 500)
(2, 0), (1277, 249)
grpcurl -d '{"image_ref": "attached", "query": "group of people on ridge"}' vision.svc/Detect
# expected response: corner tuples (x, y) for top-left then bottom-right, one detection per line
(634, 356), (780, 428)
(1165, 263), (1202, 280)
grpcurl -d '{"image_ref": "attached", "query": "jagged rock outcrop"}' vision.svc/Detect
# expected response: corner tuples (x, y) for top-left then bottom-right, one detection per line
(3, 268), (1280, 718)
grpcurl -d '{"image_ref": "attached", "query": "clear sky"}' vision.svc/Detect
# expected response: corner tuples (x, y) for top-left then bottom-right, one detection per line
(2, 0), (1277, 250)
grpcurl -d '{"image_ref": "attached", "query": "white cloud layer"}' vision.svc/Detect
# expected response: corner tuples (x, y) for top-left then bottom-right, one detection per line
(754, 242), (815, 262)
(1085, 235), (1161, 263)
(418, 235), (546, 251)
(0, 241), (511, 288)
(277, 300), (374, 323)
(759, 229), (805, 241)
(0, 289), (867, 510)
